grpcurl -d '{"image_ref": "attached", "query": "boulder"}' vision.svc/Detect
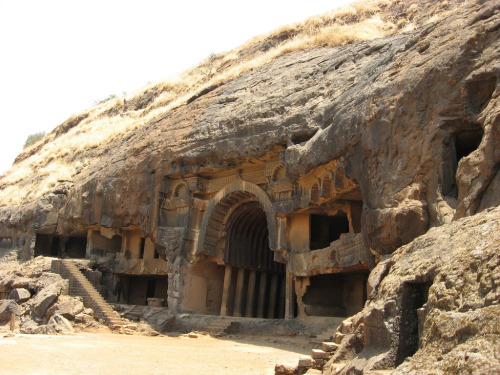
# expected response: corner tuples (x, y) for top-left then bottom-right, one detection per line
(4, 276), (32, 290)
(46, 295), (84, 320)
(29, 279), (69, 318)
(8, 288), (31, 303)
(34, 273), (66, 292)
(74, 313), (94, 325)
(20, 318), (47, 334)
(46, 314), (74, 334)
(0, 299), (22, 321)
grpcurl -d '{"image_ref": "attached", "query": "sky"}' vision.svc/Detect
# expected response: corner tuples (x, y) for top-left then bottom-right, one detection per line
(0, 0), (355, 175)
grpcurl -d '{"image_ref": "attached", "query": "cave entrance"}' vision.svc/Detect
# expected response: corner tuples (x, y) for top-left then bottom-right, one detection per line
(0, 237), (12, 248)
(310, 212), (350, 250)
(395, 281), (431, 366)
(442, 120), (483, 198)
(65, 236), (87, 258)
(114, 274), (168, 306)
(34, 234), (58, 257)
(220, 202), (286, 319)
(34, 234), (86, 258)
(301, 271), (368, 317)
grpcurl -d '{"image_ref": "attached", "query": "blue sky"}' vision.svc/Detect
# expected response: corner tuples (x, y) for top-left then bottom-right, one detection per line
(0, 0), (354, 175)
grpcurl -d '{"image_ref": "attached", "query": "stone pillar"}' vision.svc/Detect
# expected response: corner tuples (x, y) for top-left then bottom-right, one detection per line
(267, 273), (278, 319)
(257, 272), (268, 318)
(279, 274), (286, 319)
(220, 265), (233, 316)
(233, 268), (246, 317)
(245, 270), (257, 317)
(284, 270), (295, 319)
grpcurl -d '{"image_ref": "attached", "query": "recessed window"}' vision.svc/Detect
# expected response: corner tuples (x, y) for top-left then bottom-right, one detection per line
(310, 212), (350, 250)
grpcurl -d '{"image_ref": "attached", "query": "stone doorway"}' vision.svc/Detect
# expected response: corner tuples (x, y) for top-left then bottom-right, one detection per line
(220, 202), (286, 318)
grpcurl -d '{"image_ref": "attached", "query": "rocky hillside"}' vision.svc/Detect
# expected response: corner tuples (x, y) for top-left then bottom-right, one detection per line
(1, 0), (498, 258)
(323, 205), (500, 374)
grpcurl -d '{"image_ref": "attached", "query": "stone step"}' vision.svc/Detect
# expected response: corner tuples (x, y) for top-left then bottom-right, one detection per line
(304, 369), (322, 374)
(311, 349), (330, 360)
(204, 320), (239, 334)
(51, 259), (128, 330)
(322, 341), (339, 352)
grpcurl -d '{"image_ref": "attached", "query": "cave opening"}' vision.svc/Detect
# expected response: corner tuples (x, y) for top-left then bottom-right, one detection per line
(220, 201), (286, 319)
(441, 120), (483, 199)
(454, 126), (483, 162)
(65, 236), (87, 259)
(310, 212), (350, 250)
(302, 272), (368, 317)
(34, 234), (55, 257)
(0, 237), (12, 248)
(114, 274), (168, 306)
(395, 281), (431, 366)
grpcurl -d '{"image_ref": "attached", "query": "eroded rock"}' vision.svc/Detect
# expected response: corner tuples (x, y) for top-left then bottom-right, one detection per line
(46, 295), (85, 320)
(0, 299), (22, 321)
(46, 314), (74, 334)
(29, 279), (69, 318)
(8, 288), (31, 303)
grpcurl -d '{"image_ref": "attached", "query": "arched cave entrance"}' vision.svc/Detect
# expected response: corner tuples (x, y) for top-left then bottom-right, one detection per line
(220, 201), (286, 319)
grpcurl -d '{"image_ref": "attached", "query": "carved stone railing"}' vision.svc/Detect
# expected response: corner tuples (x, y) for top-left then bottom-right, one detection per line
(289, 233), (369, 277)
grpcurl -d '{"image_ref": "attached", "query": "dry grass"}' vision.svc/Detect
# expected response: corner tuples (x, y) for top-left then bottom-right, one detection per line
(0, 0), (472, 207)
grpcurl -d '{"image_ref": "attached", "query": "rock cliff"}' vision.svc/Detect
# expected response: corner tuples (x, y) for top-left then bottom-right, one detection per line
(323, 205), (500, 374)
(1, 1), (498, 259)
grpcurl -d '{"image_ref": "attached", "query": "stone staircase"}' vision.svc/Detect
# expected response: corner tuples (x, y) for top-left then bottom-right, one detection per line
(308, 317), (345, 348)
(51, 259), (127, 330)
(276, 341), (340, 374)
(204, 318), (240, 335)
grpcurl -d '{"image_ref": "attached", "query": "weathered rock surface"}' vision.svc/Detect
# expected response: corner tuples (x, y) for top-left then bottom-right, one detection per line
(46, 295), (85, 320)
(20, 317), (47, 334)
(0, 299), (22, 321)
(323, 206), (500, 374)
(46, 314), (74, 334)
(0, 1), (498, 261)
(7, 287), (31, 303)
(28, 277), (69, 318)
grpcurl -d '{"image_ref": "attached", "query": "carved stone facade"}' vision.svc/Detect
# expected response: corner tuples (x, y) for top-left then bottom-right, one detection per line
(67, 150), (371, 318)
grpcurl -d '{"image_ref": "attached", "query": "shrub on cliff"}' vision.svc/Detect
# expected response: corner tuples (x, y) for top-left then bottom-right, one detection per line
(23, 132), (46, 148)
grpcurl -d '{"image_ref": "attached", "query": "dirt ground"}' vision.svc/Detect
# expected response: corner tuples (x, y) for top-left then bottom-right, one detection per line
(0, 332), (310, 375)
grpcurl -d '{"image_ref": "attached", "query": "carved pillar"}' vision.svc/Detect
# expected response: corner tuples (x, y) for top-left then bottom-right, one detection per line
(233, 268), (246, 317)
(245, 270), (257, 317)
(220, 265), (233, 316)
(257, 272), (268, 318)
(267, 273), (279, 318)
(284, 269), (295, 319)
(279, 274), (286, 319)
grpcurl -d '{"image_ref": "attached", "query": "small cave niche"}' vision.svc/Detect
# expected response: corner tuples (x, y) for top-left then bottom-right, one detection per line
(441, 120), (484, 198)
(454, 126), (483, 161)
(65, 236), (88, 259)
(34, 234), (58, 257)
(395, 281), (432, 366)
(113, 274), (168, 306)
(290, 131), (317, 145)
(310, 212), (350, 250)
(0, 237), (12, 248)
(302, 272), (368, 317)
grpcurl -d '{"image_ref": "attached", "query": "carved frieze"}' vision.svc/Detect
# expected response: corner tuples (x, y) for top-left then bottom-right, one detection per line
(156, 227), (186, 259)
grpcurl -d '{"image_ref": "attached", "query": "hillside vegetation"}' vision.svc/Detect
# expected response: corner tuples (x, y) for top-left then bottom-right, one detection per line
(0, 0), (472, 206)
